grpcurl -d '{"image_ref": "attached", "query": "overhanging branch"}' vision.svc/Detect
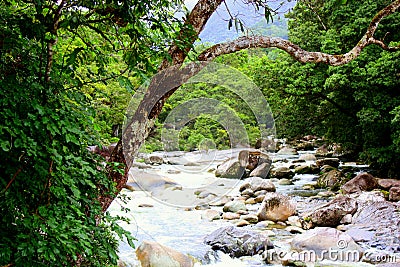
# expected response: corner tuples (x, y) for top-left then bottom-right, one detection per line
(198, 0), (400, 65)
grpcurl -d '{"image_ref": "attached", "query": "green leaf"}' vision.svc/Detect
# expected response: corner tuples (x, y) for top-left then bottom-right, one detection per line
(1, 140), (10, 151)
(67, 47), (84, 66)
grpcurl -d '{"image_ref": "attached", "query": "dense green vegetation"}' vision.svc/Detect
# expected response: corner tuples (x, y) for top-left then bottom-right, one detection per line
(1, 0), (400, 266)
(0, 0), (183, 265)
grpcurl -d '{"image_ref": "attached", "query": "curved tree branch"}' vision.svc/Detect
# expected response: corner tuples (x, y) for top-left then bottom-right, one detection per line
(198, 0), (400, 65)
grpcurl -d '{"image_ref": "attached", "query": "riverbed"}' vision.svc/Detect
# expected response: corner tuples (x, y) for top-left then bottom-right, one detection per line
(107, 148), (387, 267)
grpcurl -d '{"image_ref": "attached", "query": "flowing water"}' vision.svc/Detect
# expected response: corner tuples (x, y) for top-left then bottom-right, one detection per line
(107, 149), (371, 266)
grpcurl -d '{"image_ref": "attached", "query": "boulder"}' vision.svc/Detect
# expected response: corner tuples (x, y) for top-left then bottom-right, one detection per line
(249, 162), (271, 178)
(238, 150), (250, 168)
(316, 170), (347, 190)
(201, 209), (221, 221)
(236, 220), (251, 227)
(215, 158), (245, 179)
(222, 212), (240, 220)
(299, 154), (317, 161)
(316, 158), (340, 168)
(315, 145), (333, 157)
(136, 241), (194, 267)
(355, 191), (386, 202)
(239, 150), (272, 171)
(291, 227), (363, 261)
(223, 200), (246, 213)
(209, 195), (232, 206)
(270, 167), (294, 179)
(204, 226), (273, 258)
(294, 164), (319, 174)
(377, 179), (400, 190)
(258, 152), (273, 165)
(245, 198), (256, 204)
(149, 155), (164, 165)
(242, 177), (276, 193)
(389, 187), (400, 201)
(320, 165), (337, 173)
(255, 195), (265, 203)
(197, 190), (216, 199)
(278, 178), (293, 186)
(296, 141), (315, 151)
(341, 172), (378, 194)
(257, 193), (296, 222)
(277, 146), (299, 155)
(349, 200), (400, 251)
(128, 169), (179, 191)
(241, 214), (259, 224)
(303, 195), (358, 227)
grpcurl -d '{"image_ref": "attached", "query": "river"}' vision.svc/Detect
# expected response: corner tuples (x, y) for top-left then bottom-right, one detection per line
(107, 148), (375, 267)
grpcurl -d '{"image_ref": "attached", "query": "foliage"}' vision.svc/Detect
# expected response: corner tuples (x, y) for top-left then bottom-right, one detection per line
(0, 0), (182, 265)
(281, 0), (400, 176)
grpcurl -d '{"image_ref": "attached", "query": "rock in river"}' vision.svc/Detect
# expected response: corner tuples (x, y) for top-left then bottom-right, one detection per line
(291, 227), (363, 261)
(316, 158), (340, 168)
(277, 146), (299, 155)
(249, 162), (272, 178)
(316, 169), (347, 190)
(269, 167), (294, 179)
(302, 195), (358, 227)
(136, 241), (194, 267)
(257, 192), (296, 222)
(389, 187), (400, 202)
(240, 176), (276, 193)
(223, 200), (246, 213)
(341, 172), (378, 194)
(215, 158), (245, 179)
(204, 226), (273, 258)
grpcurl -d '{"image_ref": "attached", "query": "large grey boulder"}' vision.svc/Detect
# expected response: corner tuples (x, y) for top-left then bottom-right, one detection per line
(128, 169), (179, 191)
(299, 154), (317, 161)
(291, 227), (363, 261)
(204, 226), (273, 258)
